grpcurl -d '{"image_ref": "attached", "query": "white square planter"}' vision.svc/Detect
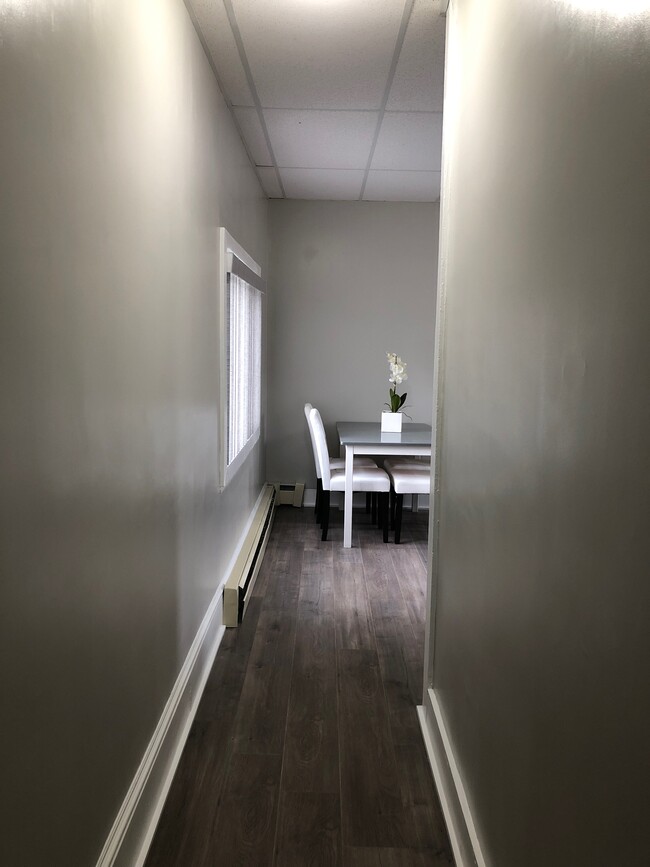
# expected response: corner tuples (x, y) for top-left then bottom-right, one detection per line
(381, 411), (403, 432)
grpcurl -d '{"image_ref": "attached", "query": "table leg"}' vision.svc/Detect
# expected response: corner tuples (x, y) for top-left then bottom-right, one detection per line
(344, 444), (354, 548)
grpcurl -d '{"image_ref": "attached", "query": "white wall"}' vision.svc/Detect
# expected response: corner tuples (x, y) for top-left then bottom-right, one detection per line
(0, 1), (267, 864)
(425, 1), (650, 865)
(267, 200), (439, 486)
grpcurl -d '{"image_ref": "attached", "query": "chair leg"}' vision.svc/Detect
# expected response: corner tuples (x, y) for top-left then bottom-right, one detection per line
(321, 490), (330, 541)
(315, 478), (322, 522)
(394, 493), (404, 544)
(390, 487), (396, 529)
(366, 492), (371, 513)
(380, 492), (389, 543)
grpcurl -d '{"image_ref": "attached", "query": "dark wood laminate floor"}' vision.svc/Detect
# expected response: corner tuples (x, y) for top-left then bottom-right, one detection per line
(146, 505), (454, 867)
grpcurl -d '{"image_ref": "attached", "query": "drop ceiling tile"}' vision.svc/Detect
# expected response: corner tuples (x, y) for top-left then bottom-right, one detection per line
(257, 167), (283, 198)
(364, 170), (441, 202)
(189, 0), (254, 107)
(233, 107), (272, 166)
(231, 0), (404, 109)
(387, 0), (446, 112)
(280, 168), (364, 200)
(264, 110), (378, 169)
(371, 112), (443, 172)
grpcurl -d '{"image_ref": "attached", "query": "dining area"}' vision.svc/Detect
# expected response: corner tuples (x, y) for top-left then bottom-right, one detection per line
(303, 401), (432, 548)
(267, 200), (438, 540)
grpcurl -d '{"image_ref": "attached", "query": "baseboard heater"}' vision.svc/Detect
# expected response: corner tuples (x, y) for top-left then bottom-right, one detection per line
(223, 484), (276, 627)
(273, 481), (305, 507)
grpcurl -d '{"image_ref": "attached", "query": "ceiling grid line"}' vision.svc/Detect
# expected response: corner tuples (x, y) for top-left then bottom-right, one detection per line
(358, 0), (416, 201)
(183, 0), (270, 196)
(221, 0), (286, 197)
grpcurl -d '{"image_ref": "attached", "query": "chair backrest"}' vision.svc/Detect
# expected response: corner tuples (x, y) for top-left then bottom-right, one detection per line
(309, 407), (331, 489)
(304, 402), (322, 480)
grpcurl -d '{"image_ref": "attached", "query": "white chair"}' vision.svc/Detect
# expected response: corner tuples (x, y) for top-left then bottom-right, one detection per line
(310, 407), (391, 542)
(304, 403), (376, 523)
(385, 464), (431, 544)
(383, 458), (430, 517)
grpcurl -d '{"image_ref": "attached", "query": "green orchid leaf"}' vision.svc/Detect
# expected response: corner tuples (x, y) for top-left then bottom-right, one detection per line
(399, 392), (407, 408)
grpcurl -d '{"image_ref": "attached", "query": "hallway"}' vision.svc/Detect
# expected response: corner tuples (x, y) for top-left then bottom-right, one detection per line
(146, 506), (453, 866)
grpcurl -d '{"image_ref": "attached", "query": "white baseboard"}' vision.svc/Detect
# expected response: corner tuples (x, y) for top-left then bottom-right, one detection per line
(96, 487), (268, 867)
(418, 690), (487, 867)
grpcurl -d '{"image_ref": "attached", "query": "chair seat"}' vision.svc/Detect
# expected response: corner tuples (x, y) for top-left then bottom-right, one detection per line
(330, 466), (390, 493)
(330, 457), (377, 470)
(387, 466), (431, 496)
(384, 458), (431, 473)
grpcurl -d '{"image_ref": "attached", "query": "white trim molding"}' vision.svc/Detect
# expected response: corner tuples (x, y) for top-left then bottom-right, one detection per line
(96, 487), (268, 867)
(418, 689), (487, 867)
(218, 227), (263, 490)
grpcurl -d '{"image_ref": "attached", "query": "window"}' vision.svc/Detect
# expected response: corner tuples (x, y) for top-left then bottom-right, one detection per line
(219, 229), (264, 487)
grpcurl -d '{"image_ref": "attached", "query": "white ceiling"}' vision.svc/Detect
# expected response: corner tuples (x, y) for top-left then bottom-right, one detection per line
(188, 0), (446, 202)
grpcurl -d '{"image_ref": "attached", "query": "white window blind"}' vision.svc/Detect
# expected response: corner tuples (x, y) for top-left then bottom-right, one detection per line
(219, 229), (264, 488)
(226, 270), (262, 469)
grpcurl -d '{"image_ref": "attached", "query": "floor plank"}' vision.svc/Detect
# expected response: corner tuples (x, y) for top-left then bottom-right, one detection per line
(282, 614), (339, 794)
(360, 538), (423, 746)
(195, 595), (263, 723)
(332, 544), (375, 651)
(344, 846), (429, 866)
(394, 742), (455, 861)
(206, 752), (282, 867)
(231, 607), (297, 755)
(338, 648), (410, 848)
(274, 791), (341, 866)
(299, 545), (335, 620)
(144, 720), (223, 867)
(390, 541), (429, 633)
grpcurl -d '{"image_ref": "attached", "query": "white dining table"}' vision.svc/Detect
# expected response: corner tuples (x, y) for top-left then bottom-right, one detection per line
(336, 421), (433, 548)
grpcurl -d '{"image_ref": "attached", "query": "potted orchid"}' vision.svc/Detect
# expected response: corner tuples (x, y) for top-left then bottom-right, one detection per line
(382, 352), (408, 432)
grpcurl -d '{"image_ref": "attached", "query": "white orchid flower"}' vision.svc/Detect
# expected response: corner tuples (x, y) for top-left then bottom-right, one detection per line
(385, 352), (409, 412)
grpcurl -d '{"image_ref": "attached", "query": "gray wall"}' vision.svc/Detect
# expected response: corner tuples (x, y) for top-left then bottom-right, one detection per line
(428, 1), (650, 865)
(0, 1), (267, 864)
(267, 200), (439, 486)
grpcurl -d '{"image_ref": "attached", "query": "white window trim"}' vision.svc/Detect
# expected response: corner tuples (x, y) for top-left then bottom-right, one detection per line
(218, 227), (263, 489)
